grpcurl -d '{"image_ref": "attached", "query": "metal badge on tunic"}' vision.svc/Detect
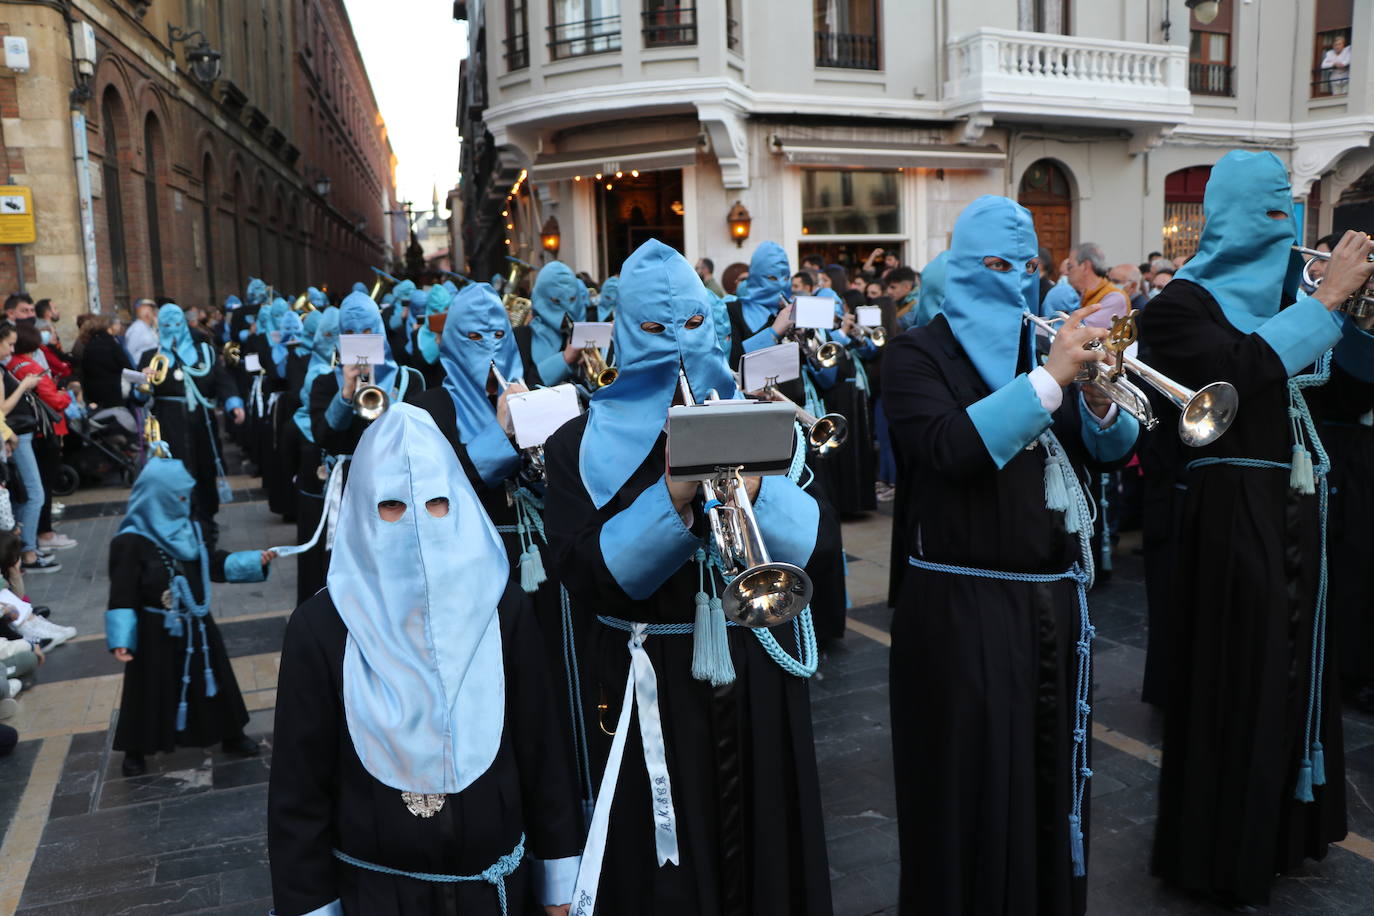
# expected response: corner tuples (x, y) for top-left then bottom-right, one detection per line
(401, 792), (446, 818)
(173, 368), (184, 381)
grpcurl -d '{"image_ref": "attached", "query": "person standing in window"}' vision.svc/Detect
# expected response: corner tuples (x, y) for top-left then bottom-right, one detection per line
(1322, 35), (1351, 94)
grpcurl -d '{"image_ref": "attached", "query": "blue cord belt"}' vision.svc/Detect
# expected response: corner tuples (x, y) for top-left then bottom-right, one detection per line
(332, 833), (524, 915)
(908, 555), (1095, 877)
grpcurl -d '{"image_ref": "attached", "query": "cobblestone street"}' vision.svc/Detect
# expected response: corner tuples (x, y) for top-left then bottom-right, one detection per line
(2, 486), (1374, 915)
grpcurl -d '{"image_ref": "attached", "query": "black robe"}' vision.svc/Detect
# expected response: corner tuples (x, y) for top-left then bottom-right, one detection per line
(136, 337), (239, 532)
(818, 344), (877, 516)
(1140, 280), (1371, 904)
(265, 349), (310, 520)
(1318, 406), (1374, 688)
(108, 533), (251, 755)
(269, 584), (582, 916)
(543, 414), (835, 916)
(881, 315), (1141, 916)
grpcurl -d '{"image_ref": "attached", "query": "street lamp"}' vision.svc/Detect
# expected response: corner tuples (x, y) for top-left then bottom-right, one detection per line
(727, 201), (751, 247)
(1186, 0), (1221, 25)
(314, 175), (332, 197)
(167, 26), (222, 87)
(541, 216), (561, 258)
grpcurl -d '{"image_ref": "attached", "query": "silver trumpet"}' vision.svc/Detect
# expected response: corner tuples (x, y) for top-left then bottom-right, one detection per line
(677, 369), (814, 628)
(754, 383), (849, 456)
(490, 361), (547, 482)
(789, 327), (843, 371)
(1025, 311), (1238, 447)
(1293, 244), (1374, 319)
(352, 358), (388, 421)
(848, 323), (887, 348)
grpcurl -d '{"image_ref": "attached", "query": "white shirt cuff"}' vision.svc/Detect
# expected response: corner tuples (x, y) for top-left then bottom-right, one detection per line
(1028, 366), (1064, 413)
(1082, 398), (1120, 428)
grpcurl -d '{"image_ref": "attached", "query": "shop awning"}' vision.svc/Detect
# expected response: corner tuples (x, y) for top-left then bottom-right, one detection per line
(773, 138), (1005, 170)
(529, 139), (702, 182)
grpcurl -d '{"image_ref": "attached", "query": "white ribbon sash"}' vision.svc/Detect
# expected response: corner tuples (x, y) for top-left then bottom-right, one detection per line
(570, 623), (679, 916)
(269, 457), (347, 557)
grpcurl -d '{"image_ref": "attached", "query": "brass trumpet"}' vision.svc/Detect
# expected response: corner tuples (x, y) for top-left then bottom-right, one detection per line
(1293, 244), (1374, 319)
(144, 414), (170, 458)
(1025, 311), (1238, 447)
(502, 256), (534, 328)
(579, 344), (618, 389)
(136, 352), (170, 395)
(755, 383), (848, 455)
(292, 292), (316, 315)
(351, 357), (388, 421)
(222, 341), (242, 367)
(677, 368), (814, 628)
(369, 267), (399, 303)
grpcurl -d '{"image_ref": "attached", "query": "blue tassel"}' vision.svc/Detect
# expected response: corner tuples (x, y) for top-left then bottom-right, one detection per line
(1294, 758), (1315, 802)
(519, 543), (547, 593)
(203, 665), (217, 698)
(176, 700), (188, 732)
(691, 592), (735, 686)
(1290, 444), (1315, 495)
(1311, 741), (1326, 786)
(1068, 814), (1085, 877)
(1044, 447), (1070, 514)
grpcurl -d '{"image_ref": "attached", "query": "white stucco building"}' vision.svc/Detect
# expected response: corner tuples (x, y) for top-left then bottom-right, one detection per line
(455, 0), (1374, 282)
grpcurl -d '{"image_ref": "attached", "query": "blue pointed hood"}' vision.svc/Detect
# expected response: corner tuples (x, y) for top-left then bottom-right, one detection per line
(738, 242), (791, 330)
(352, 282), (369, 295)
(224, 295), (243, 311)
(914, 251), (949, 327)
(597, 276), (620, 321)
(417, 284), (453, 365)
(329, 403), (508, 793)
(388, 279), (417, 331)
(530, 261), (584, 365)
(300, 309), (323, 352)
(157, 303), (200, 367)
(334, 291), (397, 391)
(1176, 150), (1302, 333)
(118, 457), (200, 561)
(942, 196), (1041, 390)
(441, 282), (523, 447)
(293, 307), (339, 441)
(306, 286), (329, 308)
(245, 277), (268, 307)
(580, 239), (736, 509)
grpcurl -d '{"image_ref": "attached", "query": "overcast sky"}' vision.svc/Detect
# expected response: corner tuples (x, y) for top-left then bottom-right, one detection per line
(342, 0), (466, 217)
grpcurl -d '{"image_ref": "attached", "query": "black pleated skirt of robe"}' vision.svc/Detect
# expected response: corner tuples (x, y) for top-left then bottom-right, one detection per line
(1139, 280), (1369, 905)
(818, 351), (877, 517)
(1321, 419), (1374, 687)
(268, 585), (583, 916)
(881, 317), (1139, 916)
(543, 413), (835, 916)
(107, 533), (250, 755)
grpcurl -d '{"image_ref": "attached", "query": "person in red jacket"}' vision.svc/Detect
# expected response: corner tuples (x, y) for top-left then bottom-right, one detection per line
(8, 323), (76, 555)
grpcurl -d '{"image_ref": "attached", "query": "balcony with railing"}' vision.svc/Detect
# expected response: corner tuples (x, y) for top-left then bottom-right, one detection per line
(815, 31), (879, 70)
(944, 28), (1192, 128)
(1189, 61), (1233, 96)
(505, 31), (530, 70)
(643, 4), (696, 48)
(547, 15), (621, 61)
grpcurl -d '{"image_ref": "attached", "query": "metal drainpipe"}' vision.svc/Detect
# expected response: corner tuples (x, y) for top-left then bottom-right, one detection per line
(71, 108), (100, 314)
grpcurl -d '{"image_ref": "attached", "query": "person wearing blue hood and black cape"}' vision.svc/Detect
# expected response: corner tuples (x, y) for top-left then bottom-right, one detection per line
(291, 306), (339, 605)
(1141, 151), (1374, 908)
(105, 456), (276, 777)
(881, 195), (1142, 916)
(263, 307), (312, 523)
(268, 404), (583, 916)
(131, 304), (245, 544)
(528, 262), (587, 387)
(409, 283), (454, 389)
(543, 239), (837, 916)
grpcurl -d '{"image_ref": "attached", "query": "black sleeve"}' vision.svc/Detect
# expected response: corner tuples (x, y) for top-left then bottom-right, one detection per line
(268, 598), (343, 916)
(504, 587), (584, 864)
(107, 535), (145, 611)
(195, 341), (240, 406)
(309, 372), (359, 456)
(1049, 383), (1145, 473)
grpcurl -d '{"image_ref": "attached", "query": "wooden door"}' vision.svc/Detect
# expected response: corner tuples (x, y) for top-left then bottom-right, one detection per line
(1028, 204), (1071, 271)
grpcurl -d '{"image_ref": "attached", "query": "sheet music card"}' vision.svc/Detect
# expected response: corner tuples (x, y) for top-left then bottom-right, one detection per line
(338, 333), (385, 369)
(856, 305), (882, 327)
(507, 383), (582, 449)
(739, 341), (800, 393)
(243, 352), (262, 373)
(571, 322), (613, 351)
(793, 295), (836, 330)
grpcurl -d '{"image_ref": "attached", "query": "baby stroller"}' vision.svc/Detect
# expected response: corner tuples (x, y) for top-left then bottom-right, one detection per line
(55, 406), (140, 495)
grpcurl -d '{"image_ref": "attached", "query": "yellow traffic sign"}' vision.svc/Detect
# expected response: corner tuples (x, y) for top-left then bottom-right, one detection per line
(0, 186), (36, 245)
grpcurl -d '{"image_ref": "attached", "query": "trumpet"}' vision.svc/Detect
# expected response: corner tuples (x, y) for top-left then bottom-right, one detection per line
(222, 341), (242, 367)
(292, 292), (316, 315)
(677, 368), (814, 628)
(754, 383), (848, 455)
(849, 322), (887, 348)
(1293, 244), (1374, 319)
(502, 256), (534, 328)
(490, 361), (546, 482)
(144, 414), (170, 458)
(136, 352), (170, 395)
(579, 343), (618, 389)
(351, 357), (388, 421)
(369, 267), (399, 303)
(790, 327), (843, 371)
(1025, 311), (1238, 447)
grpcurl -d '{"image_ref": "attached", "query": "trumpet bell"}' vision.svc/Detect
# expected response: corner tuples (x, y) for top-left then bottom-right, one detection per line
(808, 413), (849, 454)
(870, 326), (887, 347)
(816, 341), (842, 369)
(355, 384), (389, 421)
(596, 366), (619, 388)
(1178, 381), (1239, 448)
(722, 561), (814, 628)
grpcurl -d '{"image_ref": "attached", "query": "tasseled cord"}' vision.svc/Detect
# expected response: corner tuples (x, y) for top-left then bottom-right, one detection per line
(691, 549), (735, 686)
(1041, 434), (1081, 534)
(1289, 405), (1316, 495)
(514, 495), (547, 593)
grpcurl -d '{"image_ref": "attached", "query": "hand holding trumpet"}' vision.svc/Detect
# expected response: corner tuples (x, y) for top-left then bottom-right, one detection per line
(1043, 303), (1112, 387)
(1311, 229), (1374, 321)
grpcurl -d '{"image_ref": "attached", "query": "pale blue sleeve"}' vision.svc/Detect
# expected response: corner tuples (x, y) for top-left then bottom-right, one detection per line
(1256, 295), (1344, 376)
(223, 396), (245, 413)
(325, 391), (353, 431)
(105, 608), (137, 653)
(741, 327), (778, 353)
(599, 477), (700, 599)
(1077, 395), (1139, 463)
(751, 475), (819, 567)
(270, 902), (342, 916)
(224, 550), (269, 583)
(537, 351), (572, 386)
(533, 855), (581, 907)
(965, 373), (1054, 469)
(466, 419), (522, 489)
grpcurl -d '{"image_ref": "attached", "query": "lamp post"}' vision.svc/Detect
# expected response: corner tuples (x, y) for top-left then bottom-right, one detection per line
(167, 26), (222, 87)
(727, 201), (751, 248)
(541, 215), (561, 259)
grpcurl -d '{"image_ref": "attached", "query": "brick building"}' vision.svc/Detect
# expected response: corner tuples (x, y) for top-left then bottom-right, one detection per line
(0, 0), (398, 326)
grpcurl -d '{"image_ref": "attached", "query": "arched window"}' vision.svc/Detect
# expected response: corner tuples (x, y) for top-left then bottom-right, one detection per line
(1017, 159), (1073, 271)
(143, 114), (166, 298)
(101, 89), (131, 312)
(202, 154), (218, 305)
(1164, 166), (1213, 260)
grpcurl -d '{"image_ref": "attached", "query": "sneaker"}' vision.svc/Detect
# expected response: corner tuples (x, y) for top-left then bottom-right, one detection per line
(6, 678), (19, 699)
(31, 605), (49, 618)
(22, 554), (60, 574)
(37, 533), (76, 550)
(51, 501), (65, 518)
(16, 615), (75, 650)
(876, 485), (896, 503)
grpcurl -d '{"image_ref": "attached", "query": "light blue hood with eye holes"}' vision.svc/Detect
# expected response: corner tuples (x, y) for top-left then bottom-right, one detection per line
(328, 403), (508, 794)
(579, 239), (736, 509)
(440, 282), (523, 452)
(942, 196), (1042, 391)
(738, 242), (792, 330)
(530, 261), (584, 365)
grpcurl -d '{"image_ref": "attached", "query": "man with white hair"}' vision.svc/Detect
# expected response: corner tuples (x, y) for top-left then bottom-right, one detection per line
(124, 299), (160, 364)
(1110, 263), (1148, 311)
(1064, 242), (1129, 326)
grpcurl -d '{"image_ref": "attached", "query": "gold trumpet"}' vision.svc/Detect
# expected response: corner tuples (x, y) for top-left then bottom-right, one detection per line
(136, 352), (170, 395)
(1293, 244), (1374, 319)
(1025, 311), (1238, 447)
(677, 368), (814, 628)
(292, 292), (316, 315)
(222, 341), (242, 367)
(755, 383), (848, 456)
(502, 256), (534, 328)
(580, 344), (618, 389)
(369, 267), (399, 303)
(144, 414), (170, 457)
